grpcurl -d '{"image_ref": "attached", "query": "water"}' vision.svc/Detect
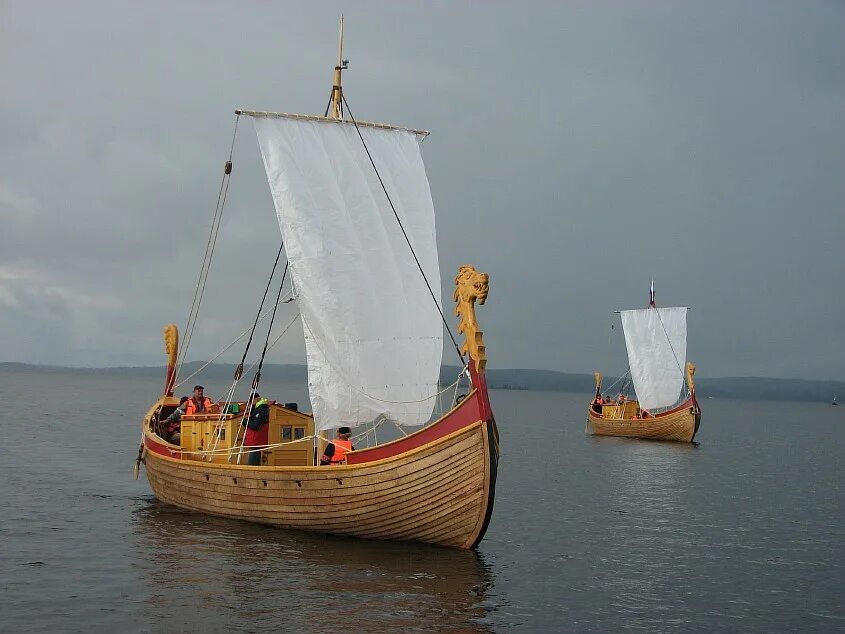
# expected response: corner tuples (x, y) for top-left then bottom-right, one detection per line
(1, 370), (842, 632)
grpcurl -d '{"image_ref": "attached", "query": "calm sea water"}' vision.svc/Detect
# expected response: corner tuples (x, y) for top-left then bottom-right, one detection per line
(0, 369), (842, 633)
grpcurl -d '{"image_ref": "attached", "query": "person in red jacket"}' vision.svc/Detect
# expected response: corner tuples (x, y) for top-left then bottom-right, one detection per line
(242, 393), (270, 466)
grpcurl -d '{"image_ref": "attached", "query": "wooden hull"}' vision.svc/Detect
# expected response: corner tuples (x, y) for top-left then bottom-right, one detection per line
(141, 368), (499, 549)
(586, 396), (701, 442)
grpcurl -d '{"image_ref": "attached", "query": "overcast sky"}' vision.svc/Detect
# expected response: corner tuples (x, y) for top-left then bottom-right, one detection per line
(1, 1), (843, 380)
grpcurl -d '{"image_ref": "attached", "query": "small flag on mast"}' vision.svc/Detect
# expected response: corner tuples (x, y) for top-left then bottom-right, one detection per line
(649, 279), (655, 307)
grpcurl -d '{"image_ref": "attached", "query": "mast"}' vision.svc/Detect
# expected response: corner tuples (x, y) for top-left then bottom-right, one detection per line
(329, 16), (348, 120)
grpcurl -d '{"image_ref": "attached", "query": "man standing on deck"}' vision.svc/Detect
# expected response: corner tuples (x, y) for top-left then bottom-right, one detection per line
(185, 385), (214, 415)
(242, 393), (270, 466)
(320, 427), (354, 465)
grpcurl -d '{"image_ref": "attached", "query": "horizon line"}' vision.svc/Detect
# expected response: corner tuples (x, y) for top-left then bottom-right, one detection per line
(0, 360), (841, 385)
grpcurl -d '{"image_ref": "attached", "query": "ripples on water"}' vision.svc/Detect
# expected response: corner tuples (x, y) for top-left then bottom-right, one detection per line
(0, 371), (842, 632)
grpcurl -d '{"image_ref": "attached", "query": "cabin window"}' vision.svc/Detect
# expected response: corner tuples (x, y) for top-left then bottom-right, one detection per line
(217, 428), (226, 441)
(294, 427), (305, 440)
(282, 426), (292, 441)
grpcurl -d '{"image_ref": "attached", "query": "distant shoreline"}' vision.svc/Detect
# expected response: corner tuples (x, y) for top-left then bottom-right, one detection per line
(1, 361), (841, 404)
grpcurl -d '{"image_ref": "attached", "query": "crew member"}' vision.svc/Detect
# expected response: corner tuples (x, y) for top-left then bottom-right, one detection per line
(161, 396), (189, 443)
(185, 385), (214, 415)
(242, 392), (270, 466)
(320, 426), (354, 465)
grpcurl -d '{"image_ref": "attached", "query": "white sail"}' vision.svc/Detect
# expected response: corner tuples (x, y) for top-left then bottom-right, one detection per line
(620, 307), (687, 411)
(252, 115), (443, 431)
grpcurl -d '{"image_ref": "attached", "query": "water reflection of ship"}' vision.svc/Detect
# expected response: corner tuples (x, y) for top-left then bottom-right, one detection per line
(133, 499), (494, 632)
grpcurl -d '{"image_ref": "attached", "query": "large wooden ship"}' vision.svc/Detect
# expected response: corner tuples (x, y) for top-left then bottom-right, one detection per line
(586, 286), (701, 442)
(136, 24), (498, 549)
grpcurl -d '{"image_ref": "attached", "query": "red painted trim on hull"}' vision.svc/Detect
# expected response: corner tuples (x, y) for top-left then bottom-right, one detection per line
(145, 371), (495, 467)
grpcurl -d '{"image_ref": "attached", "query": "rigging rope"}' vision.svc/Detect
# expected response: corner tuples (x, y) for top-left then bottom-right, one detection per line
(301, 316), (467, 404)
(234, 241), (286, 381)
(233, 261), (291, 463)
(174, 114), (241, 383)
(654, 308), (688, 396)
(253, 261), (290, 387)
(340, 93), (465, 366)
(171, 301), (286, 391)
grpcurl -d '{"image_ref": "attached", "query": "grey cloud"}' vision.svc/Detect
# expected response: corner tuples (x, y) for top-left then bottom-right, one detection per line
(1, 0), (843, 379)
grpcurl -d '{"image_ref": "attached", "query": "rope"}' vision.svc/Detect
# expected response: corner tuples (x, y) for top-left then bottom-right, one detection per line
(353, 373), (465, 404)
(302, 317), (466, 405)
(653, 308), (688, 400)
(171, 301), (286, 391)
(243, 312), (300, 375)
(212, 242), (289, 447)
(340, 92), (465, 366)
(601, 368), (630, 396)
(234, 241), (286, 380)
(174, 114), (240, 383)
(233, 264), (291, 463)
(252, 261), (290, 386)
(221, 312), (299, 459)
(176, 435), (318, 457)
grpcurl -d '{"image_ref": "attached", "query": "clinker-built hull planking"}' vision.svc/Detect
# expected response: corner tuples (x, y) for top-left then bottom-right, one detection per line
(586, 396), (701, 442)
(144, 382), (498, 549)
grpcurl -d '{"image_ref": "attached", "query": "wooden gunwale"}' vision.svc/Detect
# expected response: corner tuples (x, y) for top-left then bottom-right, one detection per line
(144, 386), (482, 469)
(148, 425), (480, 484)
(145, 417), (482, 476)
(591, 395), (697, 420)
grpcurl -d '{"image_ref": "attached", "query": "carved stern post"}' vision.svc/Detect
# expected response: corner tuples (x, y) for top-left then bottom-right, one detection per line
(163, 324), (179, 397)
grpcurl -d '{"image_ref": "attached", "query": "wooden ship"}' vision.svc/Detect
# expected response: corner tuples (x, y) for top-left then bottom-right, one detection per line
(586, 285), (701, 442)
(135, 22), (499, 549)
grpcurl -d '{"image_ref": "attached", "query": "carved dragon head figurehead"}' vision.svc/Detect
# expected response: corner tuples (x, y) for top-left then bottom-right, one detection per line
(686, 361), (696, 392)
(453, 265), (490, 372)
(453, 265), (489, 306)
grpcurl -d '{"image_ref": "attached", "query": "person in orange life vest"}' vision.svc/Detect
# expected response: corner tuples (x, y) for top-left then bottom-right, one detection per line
(320, 426), (354, 465)
(591, 392), (604, 413)
(242, 393), (270, 466)
(184, 385), (215, 415)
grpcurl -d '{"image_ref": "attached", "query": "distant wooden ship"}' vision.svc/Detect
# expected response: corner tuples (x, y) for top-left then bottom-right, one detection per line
(135, 21), (499, 549)
(586, 285), (701, 442)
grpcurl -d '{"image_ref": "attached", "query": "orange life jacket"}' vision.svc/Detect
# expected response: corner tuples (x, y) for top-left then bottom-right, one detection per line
(184, 396), (213, 415)
(324, 438), (353, 464)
